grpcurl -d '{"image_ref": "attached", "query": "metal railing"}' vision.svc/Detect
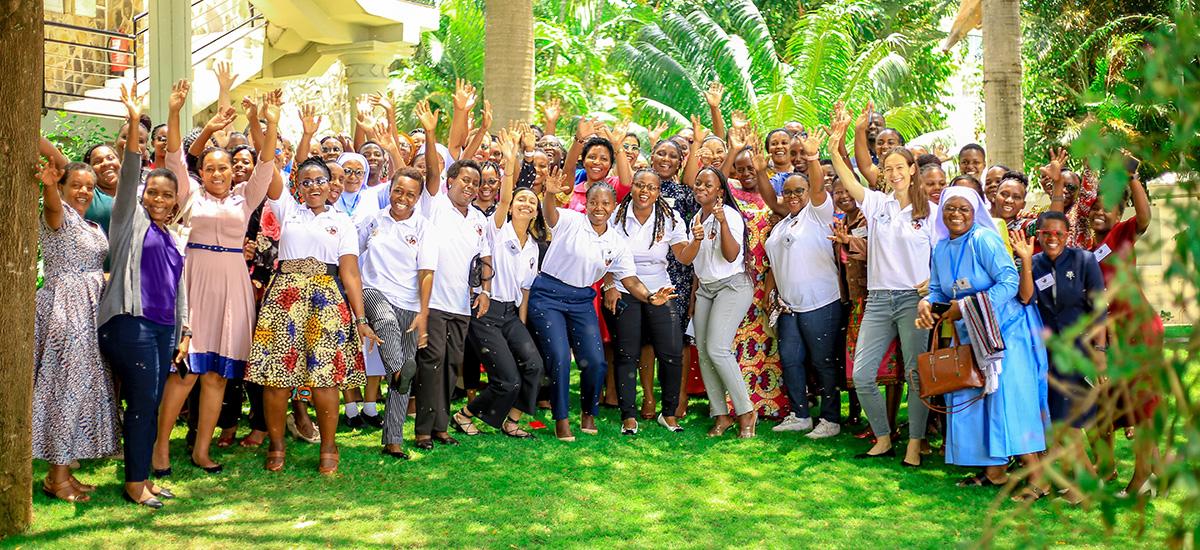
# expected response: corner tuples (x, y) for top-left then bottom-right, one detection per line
(44, 0), (263, 118)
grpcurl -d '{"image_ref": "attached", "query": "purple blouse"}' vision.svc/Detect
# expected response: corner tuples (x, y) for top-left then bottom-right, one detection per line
(139, 223), (184, 326)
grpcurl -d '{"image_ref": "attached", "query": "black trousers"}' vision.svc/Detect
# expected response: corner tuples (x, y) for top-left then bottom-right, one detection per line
(98, 315), (172, 483)
(603, 293), (683, 420)
(414, 309), (469, 436)
(464, 301), (544, 429)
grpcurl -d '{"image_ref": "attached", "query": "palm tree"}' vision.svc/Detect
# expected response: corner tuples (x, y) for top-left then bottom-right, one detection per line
(485, 0), (536, 126)
(981, 0), (1024, 168)
(611, 0), (947, 141)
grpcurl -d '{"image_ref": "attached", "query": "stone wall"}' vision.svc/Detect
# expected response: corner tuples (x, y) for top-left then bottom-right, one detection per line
(43, 0), (145, 113)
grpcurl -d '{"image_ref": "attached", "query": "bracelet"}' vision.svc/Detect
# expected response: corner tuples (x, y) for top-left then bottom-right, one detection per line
(1051, 195), (1066, 202)
(1093, 345), (1108, 352)
(180, 329), (192, 338)
(805, 153), (819, 161)
(601, 283), (616, 292)
(355, 317), (369, 326)
(479, 290), (492, 299)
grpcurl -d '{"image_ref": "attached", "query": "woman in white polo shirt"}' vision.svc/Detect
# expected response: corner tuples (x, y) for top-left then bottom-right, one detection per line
(756, 133), (844, 439)
(690, 166), (757, 439)
(357, 166), (435, 460)
(601, 169), (701, 434)
(453, 132), (545, 438)
(829, 104), (934, 466)
(246, 157), (381, 474)
(531, 172), (676, 442)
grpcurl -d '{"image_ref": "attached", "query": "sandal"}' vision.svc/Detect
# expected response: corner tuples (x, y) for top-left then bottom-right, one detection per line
(318, 447), (339, 475)
(451, 409), (481, 436)
(502, 416), (535, 439)
(240, 431), (266, 448)
(956, 472), (1006, 488)
(69, 476), (96, 493)
(1011, 486), (1050, 503)
(640, 398), (657, 420)
(708, 418), (734, 437)
(216, 429), (237, 448)
(42, 478), (89, 503)
(264, 450), (286, 472)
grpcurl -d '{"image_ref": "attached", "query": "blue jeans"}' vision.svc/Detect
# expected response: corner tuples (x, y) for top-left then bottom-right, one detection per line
(852, 289), (930, 439)
(777, 300), (844, 423)
(528, 275), (608, 421)
(98, 314), (174, 482)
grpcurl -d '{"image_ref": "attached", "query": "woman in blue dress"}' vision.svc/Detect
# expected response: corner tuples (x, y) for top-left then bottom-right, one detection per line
(916, 187), (1050, 501)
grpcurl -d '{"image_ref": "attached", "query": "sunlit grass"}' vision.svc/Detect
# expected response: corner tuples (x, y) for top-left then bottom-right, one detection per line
(8, 384), (1185, 549)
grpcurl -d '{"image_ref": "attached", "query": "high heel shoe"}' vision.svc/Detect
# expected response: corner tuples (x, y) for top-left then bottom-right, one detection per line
(737, 411), (758, 439)
(190, 458), (223, 474)
(657, 413), (684, 433)
(122, 490), (163, 509)
(708, 418), (734, 437)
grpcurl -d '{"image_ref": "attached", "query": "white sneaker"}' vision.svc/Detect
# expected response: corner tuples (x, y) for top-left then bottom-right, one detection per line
(772, 413), (813, 432)
(806, 419), (841, 439)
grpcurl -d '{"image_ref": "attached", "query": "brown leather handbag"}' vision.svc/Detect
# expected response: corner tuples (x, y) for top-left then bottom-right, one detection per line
(916, 321), (984, 400)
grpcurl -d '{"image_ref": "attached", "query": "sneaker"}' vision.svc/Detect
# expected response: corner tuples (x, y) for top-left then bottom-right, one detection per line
(806, 419), (842, 439)
(772, 413), (813, 432)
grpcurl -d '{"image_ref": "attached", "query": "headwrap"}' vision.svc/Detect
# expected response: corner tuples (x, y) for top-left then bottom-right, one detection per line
(336, 152), (371, 192)
(933, 186), (1001, 242)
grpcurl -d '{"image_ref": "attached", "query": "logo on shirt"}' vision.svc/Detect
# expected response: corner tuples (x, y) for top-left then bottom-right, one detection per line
(911, 219), (925, 230)
(405, 234), (418, 246)
(326, 226), (339, 236)
(708, 228), (717, 240)
(529, 257), (536, 270)
(602, 248), (614, 267)
(475, 224), (484, 237)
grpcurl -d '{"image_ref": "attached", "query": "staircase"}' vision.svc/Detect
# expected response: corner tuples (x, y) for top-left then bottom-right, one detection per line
(45, 0), (266, 120)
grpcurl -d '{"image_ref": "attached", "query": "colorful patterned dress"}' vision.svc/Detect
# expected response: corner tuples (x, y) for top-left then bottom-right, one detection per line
(728, 186), (788, 420)
(33, 205), (121, 464)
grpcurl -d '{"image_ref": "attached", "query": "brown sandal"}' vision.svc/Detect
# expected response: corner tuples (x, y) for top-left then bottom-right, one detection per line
(69, 476), (96, 493)
(264, 450), (286, 472)
(42, 478), (89, 503)
(318, 447), (339, 475)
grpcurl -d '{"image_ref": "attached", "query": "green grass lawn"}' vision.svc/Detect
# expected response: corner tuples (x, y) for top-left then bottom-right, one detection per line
(5, 389), (1187, 549)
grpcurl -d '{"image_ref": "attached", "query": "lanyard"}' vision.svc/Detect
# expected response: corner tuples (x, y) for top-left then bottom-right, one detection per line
(949, 231), (971, 299)
(338, 191), (361, 215)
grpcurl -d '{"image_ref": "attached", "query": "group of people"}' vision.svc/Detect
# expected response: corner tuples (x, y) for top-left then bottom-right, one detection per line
(32, 63), (1163, 509)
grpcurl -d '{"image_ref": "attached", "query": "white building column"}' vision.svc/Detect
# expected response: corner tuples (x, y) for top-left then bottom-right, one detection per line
(321, 42), (404, 107)
(148, 0), (193, 124)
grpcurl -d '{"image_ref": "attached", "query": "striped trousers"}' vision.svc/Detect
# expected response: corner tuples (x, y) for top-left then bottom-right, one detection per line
(362, 289), (419, 446)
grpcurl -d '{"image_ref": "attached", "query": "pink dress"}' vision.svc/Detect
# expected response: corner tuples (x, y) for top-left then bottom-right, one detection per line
(184, 160), (274, 378)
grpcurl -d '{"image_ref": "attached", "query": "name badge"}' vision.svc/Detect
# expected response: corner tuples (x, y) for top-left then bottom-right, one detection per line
(954, 278), (972, 291)
(851, 227), (868, 238)
(1093, 243), (1113, 262)
(1035, 273), (1056, 291)
(664, 197), (676, 208)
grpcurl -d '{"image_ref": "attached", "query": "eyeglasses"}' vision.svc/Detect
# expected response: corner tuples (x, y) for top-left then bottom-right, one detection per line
(320, 146), (340, 153)
(623, 143), (640, 152)
(632, 181), (660, 192)
(943, 205), (973, 214)
(299, 177), (330, 188)
(1037, 229), (1066, 238)
(344, 169), (365, 177)
(781, 188), (807, 197)
(154, 135), (168, 143)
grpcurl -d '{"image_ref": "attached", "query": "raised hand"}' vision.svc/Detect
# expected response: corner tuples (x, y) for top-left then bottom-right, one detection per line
(828, 105), (852, 146)
(703, 81), (724, 108)
(648, 121), (669, 144)
(205, 105), (237, 133)
(690, 114), (709, 144)
(541, 97), (561, 123)
(854, 100), (875, 133)
(262, 89), (282, 124)
(241, 95), (259, 118)
(828, 222), (852, 245)
(1039, 147), (1069, 184)
(39, 162), (63, 188)
(481, 99), (494, 130)
(119, 80), (142, 119)
(168, 79), (190, 113)
(752, 146), (769, 174)
(368, 91), (393, 114)
(299, 104), (321, 136)
(544, 166), (568, 195)
(576, 117), (597, 141)
(1011, 231), (1036, 261)
(498, 127), (521, 161)
(800, 127), (825, 157)
(356, 94), (375, 127)
(710, 201), (727, 226)
(415, 99), (440, 133)
(731, 110), (749, 130)
(215, 60), (237, 91)
(453, 79), (477, 112)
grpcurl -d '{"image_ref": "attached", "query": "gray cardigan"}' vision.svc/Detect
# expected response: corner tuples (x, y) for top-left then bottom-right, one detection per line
(97, 150), (188, 331)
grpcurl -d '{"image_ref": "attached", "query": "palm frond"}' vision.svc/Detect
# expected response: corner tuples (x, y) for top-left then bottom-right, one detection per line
(723, 0), (781, 91)
(632, 97), (691, 134)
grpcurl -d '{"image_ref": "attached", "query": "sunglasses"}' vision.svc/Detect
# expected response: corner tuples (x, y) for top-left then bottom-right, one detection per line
(299, 177), (330, 188)
(1037, 229), (1066, 238)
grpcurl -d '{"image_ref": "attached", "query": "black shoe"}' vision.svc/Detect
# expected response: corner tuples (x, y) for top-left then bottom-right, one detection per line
(153, 487), (176, 499)
(853, 448), (896, 459)
(363, 414), (384, 429)
(190, 459), (224, 474)
(152, 467), (172, 479)
(123, 491), (164, 509)
(433, 434), (459, 446)
(901, 460), (921, 468)
(414, 439), (434, 451)
(381, 448), (411, 460)
(344, 414), (365, 429)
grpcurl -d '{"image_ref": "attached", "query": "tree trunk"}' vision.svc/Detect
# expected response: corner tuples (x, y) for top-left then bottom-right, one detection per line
(484, 0), (535, 127)
(981, 0), (1024, 169)
(0, 0), (42, 537)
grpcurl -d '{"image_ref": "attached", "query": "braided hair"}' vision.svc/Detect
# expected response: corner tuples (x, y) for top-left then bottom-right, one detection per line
(696, 166), (753, 275)
(290, 156), (332, 203)
(613, 169), (676, 249)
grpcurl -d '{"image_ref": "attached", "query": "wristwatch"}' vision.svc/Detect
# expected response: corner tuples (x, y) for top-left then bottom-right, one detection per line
(479, 290), (492, 298)
(355, 317), (369, 326)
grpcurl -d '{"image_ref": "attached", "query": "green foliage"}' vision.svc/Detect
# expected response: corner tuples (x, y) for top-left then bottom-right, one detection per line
(41, 111), (112, 162)
(611, 0), (954, 139)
